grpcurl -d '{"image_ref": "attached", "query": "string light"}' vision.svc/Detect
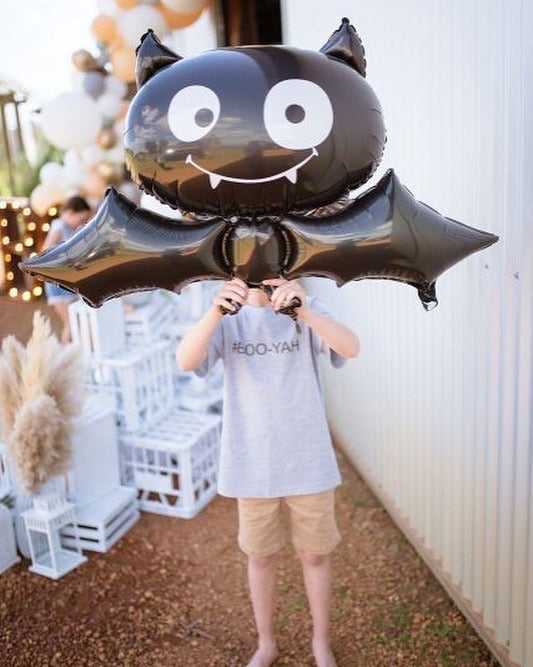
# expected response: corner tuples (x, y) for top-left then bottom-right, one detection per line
(21, 291), (31, 302)
(27, 222), (36, 231)
(48, 207), (57, 216)
(14, 242), (23, 252)
(6, 271), (14, 281)
(8, 287), (18, 297)
(32, 286), (43, 297)
(24, 237), (34, 247)
(2, 236), (9, 245)
(4, 253), (11, 262)
(23, 207), (31, 215)
(0, 218), (7, 227)
(41, 223), (50, 232)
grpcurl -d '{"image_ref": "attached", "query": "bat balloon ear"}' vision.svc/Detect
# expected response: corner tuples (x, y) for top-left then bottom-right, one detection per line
(320, 17), (366, 77)
(135, 29), (182, 88)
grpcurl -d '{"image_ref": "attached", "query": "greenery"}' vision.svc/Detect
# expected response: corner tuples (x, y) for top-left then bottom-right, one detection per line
(0, 492), (15, 509)
(0, 129), (63, 198)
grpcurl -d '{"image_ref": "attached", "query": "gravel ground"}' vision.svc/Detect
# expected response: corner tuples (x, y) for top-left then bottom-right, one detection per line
(1, 452), (499, 667)
(0, 298), (500, 666)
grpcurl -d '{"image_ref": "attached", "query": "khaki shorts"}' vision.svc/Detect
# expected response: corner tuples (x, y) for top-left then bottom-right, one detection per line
(237, 488), (341, 556)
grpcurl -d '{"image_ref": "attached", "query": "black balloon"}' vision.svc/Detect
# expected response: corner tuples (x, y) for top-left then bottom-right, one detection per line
(21, 18), (498, 309)
(22, 188), (229, 308)
(125, 21), (385, 217)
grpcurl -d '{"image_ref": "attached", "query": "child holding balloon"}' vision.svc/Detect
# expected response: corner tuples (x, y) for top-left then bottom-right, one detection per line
(176, 277), (359, 667)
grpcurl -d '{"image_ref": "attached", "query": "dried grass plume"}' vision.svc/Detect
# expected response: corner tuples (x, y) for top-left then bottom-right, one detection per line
(0, 311), (85, 494)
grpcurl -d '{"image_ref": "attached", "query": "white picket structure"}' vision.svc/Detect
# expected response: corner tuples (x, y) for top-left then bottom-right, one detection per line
(284, 2), (532, 666)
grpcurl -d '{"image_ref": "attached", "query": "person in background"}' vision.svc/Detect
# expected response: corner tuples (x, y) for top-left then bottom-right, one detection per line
(41, 195), (92, 343)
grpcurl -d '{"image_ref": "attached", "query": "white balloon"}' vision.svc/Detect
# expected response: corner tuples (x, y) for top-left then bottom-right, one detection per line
(104, 74), (128, 99)
(113, 118), (125, 138)
(97, 92), (123, 120)
(62, 149), (88, 188)
(81, 144), (105, 167)
(69, 70), (85, 91)
(160, 0), (205, 13)
(117, 6), (168, 48)
(30, 183), (67, 216)
(39, 162), (64, 187)
(96, 0), (122, 16)
(41, 91), (102, 150)
(107, 145), (125, 164)
(140, 192), (182, 219)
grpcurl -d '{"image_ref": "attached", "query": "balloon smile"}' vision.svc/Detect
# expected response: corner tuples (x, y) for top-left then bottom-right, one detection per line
(185, 147), (319, 189)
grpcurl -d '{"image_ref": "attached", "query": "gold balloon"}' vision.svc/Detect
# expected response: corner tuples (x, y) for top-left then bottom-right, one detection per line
(96, 162), (123, 185)
(72, 49), (99, 72)
(98, 127), (117, 150)
(110, 47), (136, 83)
(83, 172), (107, 198)
(158, 3), (204, 29)
(91, 14), (118, 44)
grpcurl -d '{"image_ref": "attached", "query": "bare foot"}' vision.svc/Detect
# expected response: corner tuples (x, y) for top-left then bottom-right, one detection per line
(246, 640), (279, 667)
(312, 638), (337, 667)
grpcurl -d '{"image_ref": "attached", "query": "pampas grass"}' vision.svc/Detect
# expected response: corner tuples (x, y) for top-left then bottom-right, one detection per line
(0, 336), (25, 436)
(0, 311), (85, 494)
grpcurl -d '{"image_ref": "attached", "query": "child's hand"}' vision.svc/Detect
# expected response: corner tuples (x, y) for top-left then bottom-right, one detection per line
(214, 277), (249, 314)
(262, 278), (306, 312)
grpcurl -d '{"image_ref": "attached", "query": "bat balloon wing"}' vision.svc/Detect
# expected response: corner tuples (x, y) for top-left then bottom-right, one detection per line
(283, 169), (499, 309)
(20, 188), (230, 307)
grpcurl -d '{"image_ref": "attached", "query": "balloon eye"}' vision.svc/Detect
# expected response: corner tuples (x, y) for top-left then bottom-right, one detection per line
(285, 104), (305, 123)
(168, 85), (220, 142)
(264, 79), (333, 150)
(195, 108), (214, 127)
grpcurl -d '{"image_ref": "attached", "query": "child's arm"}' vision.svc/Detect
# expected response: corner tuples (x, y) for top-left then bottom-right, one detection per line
(176, 277), (249, 371)
(263, 278), (360, 359)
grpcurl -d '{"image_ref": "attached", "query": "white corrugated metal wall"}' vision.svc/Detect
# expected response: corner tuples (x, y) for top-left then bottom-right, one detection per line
(282, 1), (532, 665)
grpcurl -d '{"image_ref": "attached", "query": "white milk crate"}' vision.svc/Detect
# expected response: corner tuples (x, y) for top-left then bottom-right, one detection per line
(65, 395), (120, 507)
(119, 410), (221, 519)
(60, 486), (139, 553)
(69, 299), (126, 359)
(124, 291), (177, 344)
(85, 340), (176, 433)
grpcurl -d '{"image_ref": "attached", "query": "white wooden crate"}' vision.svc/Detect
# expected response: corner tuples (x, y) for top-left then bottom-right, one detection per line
(119, 410), (221, 519)
(60, 486), (139, 553)
(65, 394), (120, 507)
(69, 299), (126, 359)
(85, 340), (176, 433)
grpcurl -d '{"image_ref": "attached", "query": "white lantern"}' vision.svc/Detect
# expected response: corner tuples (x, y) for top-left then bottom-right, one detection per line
(22, 492), (87, 580)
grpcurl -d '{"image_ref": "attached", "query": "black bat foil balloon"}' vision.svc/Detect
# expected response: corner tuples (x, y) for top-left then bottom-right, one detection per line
(22, 19), (498, 310)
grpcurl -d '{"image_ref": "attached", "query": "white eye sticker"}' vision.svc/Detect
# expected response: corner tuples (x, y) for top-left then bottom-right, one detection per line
(168, 85), (220, 143)
(263, 79), (333, 150)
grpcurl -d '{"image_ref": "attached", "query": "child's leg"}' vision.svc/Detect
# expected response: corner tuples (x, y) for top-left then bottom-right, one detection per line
(296, 550), (336, 667)
(286, 489), (341, 667)
(246, 552), (279, 667)
(237, 497), (286, 667)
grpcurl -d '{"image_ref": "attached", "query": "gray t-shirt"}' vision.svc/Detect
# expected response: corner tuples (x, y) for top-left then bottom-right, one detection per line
(194, 296), (345, 498)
